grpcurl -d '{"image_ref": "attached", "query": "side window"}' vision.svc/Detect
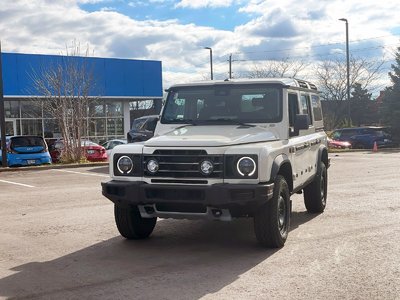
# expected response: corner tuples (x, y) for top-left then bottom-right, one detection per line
(196, 99), (205, 118)
(300, 94), (313, 125)
(288, 93), (299, 127)
(311, 95), (323, 121)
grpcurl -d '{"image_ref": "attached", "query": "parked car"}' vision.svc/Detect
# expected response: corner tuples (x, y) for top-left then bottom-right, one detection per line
(127, 115), (159, 143)
(0, 135), (52, 167)
(327, 137), (352, 149)
(101, 139), (127, 157)
(331, 126), (394, 149)
(51, 139), (108, 162)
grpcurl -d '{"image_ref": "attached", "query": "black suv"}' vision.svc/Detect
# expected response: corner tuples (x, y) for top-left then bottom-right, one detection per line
(127, 115), (159, 143)
(331, 126), (394, 149)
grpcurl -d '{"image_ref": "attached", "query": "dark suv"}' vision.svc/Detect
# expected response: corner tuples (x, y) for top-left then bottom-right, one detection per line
(127, 115), (159, 143)
(331, 126), (394, 149)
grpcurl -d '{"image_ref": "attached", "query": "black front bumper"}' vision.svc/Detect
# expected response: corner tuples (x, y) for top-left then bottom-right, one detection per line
(102, 180), (274, 217)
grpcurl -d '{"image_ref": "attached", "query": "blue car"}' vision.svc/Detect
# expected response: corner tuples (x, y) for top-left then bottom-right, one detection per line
(331, 127), (394, 149)
(0, 136), (52, 167)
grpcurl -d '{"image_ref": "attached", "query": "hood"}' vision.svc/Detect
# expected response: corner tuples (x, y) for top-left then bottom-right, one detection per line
(144, 125), (278, 147)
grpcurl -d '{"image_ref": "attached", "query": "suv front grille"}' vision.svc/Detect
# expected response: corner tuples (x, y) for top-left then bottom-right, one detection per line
(143, 150), (223, 179)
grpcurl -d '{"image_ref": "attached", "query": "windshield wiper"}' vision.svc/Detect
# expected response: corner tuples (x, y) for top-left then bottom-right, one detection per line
(205, 118), (256, 127)
(171, 119), (199, 130)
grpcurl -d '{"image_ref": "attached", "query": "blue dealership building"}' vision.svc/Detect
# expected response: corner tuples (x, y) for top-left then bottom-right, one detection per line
(1, 52), (163, 142)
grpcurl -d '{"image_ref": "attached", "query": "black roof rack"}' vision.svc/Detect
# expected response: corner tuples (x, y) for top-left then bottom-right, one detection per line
(297, 80), (308, 89)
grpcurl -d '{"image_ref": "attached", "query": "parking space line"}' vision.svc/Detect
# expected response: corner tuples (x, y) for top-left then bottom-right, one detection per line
(51, 169), (109, 178)
(0, 179), (35, 188)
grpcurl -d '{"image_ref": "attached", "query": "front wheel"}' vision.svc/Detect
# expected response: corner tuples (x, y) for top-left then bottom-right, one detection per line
(254, 175), (291, 248)
(304, 162), (327, 213)
(114, 205), (157, 239)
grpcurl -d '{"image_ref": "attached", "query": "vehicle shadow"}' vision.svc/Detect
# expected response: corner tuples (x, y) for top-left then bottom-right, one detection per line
(0, 211), (317, 299)
(87, 165), (109, 174)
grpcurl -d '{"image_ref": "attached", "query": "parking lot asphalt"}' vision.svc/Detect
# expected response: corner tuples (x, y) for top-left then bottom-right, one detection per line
(0, 151), (399, 299)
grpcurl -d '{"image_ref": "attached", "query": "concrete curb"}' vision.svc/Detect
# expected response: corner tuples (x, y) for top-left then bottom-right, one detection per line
(0, 162), (108, 173)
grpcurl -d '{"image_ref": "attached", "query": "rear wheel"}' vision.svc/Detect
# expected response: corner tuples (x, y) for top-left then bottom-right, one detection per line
(114, 205), (157, 239)
(254, 175), (290, 248)
(304, 162), (327, 213)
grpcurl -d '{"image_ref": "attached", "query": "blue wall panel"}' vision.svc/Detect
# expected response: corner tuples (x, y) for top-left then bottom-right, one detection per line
(1, 53), (163, 97)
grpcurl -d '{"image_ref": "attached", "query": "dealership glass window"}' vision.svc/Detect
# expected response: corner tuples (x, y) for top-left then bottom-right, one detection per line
(106, 101), (122, 117)
(89, 118), (106, 137)
(4, 101), (20, 118)
(89, 100), (105, 117)
(43, 119), (62, 138)
(107, 118), (124, 136)
(20, 100), (42, 118)
(21, 119), (43, 136)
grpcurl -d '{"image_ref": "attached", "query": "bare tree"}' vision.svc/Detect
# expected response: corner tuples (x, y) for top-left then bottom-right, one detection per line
(30, 42), (99, 163)
(316, 55), (385, 129)
(246, 59), (309, 79)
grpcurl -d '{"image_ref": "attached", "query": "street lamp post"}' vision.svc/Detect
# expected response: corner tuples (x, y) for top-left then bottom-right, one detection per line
(339, 18), (351, 122)
(204, 47), (213, 80)
(0, 42), (7, 168)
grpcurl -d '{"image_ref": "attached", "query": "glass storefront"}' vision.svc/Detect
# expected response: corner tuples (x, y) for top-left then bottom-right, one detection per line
(3, 99), (127, 143)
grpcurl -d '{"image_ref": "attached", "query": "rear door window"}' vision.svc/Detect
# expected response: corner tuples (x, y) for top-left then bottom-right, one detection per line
(300, 94), (313, 125)
(311, 95), (323, 121)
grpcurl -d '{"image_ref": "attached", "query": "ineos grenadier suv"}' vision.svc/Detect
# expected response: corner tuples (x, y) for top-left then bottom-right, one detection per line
(102, 78), (329, 248)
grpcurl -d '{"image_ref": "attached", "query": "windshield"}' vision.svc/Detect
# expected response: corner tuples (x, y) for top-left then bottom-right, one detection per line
(10, 136), (45, 148)
(161, 84), (282, 124)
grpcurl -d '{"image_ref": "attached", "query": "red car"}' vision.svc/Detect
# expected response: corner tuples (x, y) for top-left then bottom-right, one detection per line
(327, 137), (351, 149)
(50, 140), (107, 162)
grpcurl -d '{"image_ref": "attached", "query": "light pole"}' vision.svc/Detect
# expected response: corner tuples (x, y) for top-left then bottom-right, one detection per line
(204, 47), (213, 80)
(0, 41), (7, 168)
(339, 18), (351, 122)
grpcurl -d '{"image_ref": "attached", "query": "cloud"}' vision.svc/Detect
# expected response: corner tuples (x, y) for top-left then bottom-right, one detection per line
(100, 6), (116, 12)
(175, 0), (235, 9)
(0, 0), (398, 89)
(77, 0), (109, 3)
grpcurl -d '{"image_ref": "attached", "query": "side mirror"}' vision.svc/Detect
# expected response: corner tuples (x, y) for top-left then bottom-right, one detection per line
(292, 114), (309, 136)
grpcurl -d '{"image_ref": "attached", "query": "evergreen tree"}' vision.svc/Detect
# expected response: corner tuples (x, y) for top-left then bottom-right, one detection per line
(350, 83), (374, 126)
(381, 45), (400, 141)
(351, 83), (372, 102)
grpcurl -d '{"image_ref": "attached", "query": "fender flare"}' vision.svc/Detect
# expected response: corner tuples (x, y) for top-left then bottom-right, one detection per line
(270, 153), (293, 191)
(317, 145), (329, 174)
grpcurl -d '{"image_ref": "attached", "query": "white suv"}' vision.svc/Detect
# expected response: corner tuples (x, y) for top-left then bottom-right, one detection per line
(102, 78), (329, 248)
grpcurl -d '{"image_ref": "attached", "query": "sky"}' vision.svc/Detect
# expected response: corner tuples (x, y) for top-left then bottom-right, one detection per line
(0, 0), (399, 91)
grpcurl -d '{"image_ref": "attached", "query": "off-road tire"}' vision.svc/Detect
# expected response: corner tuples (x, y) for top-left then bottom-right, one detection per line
(114, 205), (157, 239)
(304, 162), (327, 213)
(254, 175), (290, 248)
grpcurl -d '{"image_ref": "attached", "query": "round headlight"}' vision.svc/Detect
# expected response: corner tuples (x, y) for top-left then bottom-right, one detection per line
(147, 159), (159, 173)
(200, 160), (214, 175)
(117, 156), (133, 174)
(237, 157), (256, 176)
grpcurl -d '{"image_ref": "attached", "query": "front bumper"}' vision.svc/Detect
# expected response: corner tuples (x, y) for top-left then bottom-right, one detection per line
(102, 180), (274, 218)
